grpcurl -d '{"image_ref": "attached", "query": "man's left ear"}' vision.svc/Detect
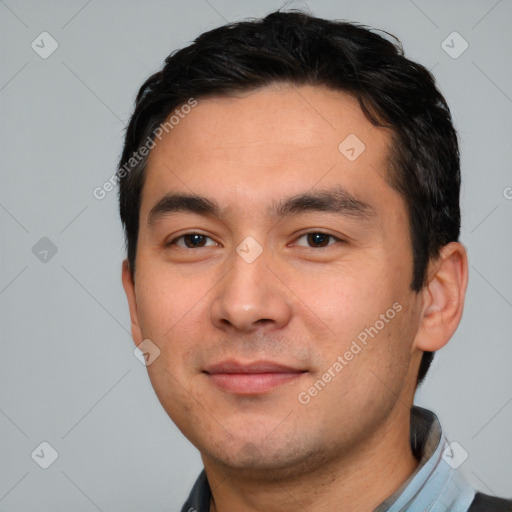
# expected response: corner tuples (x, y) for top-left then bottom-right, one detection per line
(413, 241), (469, 352)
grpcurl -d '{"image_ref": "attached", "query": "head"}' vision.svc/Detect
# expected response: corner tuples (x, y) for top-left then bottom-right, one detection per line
(119, 11), (467, 476)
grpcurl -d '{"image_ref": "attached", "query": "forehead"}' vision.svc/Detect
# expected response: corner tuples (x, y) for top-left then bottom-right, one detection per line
(141, 84), (396, 220)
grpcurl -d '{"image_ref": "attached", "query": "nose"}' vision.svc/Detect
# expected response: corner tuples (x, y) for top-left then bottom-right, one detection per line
(210, 245), (293, 333)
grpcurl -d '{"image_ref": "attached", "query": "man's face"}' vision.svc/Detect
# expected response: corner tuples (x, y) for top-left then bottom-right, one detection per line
(123, 84), (424, 475)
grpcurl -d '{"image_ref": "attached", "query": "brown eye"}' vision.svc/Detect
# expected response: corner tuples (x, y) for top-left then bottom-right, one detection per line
(168, 233), (217, 248)
(295, 232), (341, 248)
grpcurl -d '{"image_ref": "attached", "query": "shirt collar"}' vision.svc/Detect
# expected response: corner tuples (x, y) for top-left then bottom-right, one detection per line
(375, 405), (475, 511)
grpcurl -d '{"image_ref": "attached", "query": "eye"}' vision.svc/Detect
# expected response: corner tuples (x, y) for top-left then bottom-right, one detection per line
(294, 232), (342, 248)
(167, 233), (218, 249)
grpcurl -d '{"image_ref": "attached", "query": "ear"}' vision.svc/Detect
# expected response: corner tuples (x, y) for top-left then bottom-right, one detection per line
(413, 242), (469, 352)
(122, 259), (143, 347)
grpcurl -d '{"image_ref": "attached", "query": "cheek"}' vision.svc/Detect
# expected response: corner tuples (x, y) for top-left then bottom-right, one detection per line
(287, 260), (397, 343)
(135, 260), (209, 342)
(318, 311), (414, 410)
(135, 263), (219, 376)
(355, 298), (419, 398)
(297, 269), (415, 394)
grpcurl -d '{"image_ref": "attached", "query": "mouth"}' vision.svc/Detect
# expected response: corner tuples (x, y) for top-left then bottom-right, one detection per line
(203, 360), (308, 395)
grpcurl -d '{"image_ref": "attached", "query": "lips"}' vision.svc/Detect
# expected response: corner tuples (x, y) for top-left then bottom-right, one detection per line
(204, 360), (307, 394)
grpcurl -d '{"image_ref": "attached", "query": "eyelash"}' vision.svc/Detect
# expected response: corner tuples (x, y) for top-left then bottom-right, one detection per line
(166, 232), (344, 249)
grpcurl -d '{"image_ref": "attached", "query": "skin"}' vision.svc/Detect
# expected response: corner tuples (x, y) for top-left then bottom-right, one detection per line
(122, 84), (468, 511)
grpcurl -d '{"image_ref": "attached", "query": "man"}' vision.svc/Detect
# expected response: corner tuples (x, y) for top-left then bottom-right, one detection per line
(118, 10), (511, 512)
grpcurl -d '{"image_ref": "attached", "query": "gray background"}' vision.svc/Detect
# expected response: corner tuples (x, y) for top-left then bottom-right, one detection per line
(1, 0), (511, 510)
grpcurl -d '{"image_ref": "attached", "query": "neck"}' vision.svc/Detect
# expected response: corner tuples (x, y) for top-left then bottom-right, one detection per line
(204, 406), (419, 512)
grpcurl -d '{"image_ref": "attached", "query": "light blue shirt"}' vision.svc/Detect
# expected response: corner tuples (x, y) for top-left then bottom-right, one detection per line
(375, 406), (475, 511)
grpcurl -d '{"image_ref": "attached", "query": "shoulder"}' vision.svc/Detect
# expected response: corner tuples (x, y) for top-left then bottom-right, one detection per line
(468, 492), (512, 511)
(181, 470), (211, 512)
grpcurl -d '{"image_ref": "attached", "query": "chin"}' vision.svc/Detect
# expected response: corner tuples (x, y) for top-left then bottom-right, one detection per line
(200, 427), (321, 473)
(203, 438), (336, 484)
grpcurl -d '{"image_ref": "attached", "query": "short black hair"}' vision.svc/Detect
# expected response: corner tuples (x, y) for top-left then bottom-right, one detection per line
(118, 10), (461, 387)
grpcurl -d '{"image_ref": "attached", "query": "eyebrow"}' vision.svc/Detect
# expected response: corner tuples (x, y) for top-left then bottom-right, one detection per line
(147, 186), (376, 227)
(271, 187), (375, 220)
(148, 194), (222, 227)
